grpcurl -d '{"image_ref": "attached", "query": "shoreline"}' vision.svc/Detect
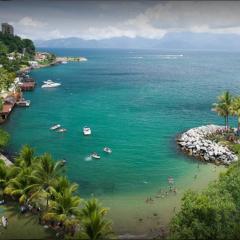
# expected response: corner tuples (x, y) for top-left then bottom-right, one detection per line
(177, 124), (238, 165)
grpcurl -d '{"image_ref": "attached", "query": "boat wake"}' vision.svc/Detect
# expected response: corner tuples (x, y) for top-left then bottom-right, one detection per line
(158, 54), (183, 59)
(84, 156), (92, 161)
(130, 56), (143, 59)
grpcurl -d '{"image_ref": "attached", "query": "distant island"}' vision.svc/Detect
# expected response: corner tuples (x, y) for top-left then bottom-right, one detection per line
(35, 32), (240, 50)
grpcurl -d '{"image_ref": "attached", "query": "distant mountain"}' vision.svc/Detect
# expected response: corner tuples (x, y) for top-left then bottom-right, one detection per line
(34, 32), (240, 50)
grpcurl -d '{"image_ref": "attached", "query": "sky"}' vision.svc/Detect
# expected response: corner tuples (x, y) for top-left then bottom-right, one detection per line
(1, 0), (240, 40)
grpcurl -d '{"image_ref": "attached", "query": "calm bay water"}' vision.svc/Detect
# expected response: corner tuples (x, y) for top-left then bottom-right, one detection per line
(4, 49), (240, 195)
(3, 49), (240, 233)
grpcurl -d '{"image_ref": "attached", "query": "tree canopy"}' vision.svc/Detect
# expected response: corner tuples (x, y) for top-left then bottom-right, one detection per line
(170, 161), (240, 239)
(0, 129), (10, 150)
(0, 32), (35, 57)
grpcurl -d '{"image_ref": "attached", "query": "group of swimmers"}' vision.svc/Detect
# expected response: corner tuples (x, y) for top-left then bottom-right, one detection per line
(145, 177), (177, 203)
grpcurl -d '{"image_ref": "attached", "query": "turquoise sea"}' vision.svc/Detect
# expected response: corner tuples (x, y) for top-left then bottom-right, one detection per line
(3, 49), (240, 234)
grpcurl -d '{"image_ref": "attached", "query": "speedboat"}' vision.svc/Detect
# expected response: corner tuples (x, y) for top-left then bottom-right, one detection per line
(16, 99), (31, 107)
(83, 127), (91, 136)
(103, 147), (112, 154)
(43, 80), (54, 84)
(91, 153), (100, 159)
(50, 124), (61, 130)
(61, 61), (68, 64)
(56, 128), (67, 133)
(41, 80), (61, 88)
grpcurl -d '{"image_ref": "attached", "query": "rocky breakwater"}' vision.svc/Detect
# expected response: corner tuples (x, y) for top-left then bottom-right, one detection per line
(177, 125), (238, 165)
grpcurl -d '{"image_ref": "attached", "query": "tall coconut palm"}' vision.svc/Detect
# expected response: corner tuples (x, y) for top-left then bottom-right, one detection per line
(53, 176), (79, 195)
(230, 96), (240, 133)
(4, 167), (33, 204)
(0, 161), (17, 194)
(212, 91), (232, 130)
(80, 198), (113, 240)
(15, 145), (36, 168)
(43, 188), (81, 234)
(26, 153), (63, 209)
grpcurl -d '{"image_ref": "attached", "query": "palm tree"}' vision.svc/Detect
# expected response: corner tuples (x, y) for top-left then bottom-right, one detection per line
(0, 161), (18, 195)
(79, 198), (113, 240)
(2, 145), (37, 204)
(26, 153), (63, 209)
(4, 167), (33, 204)
(212, 91), (232, 130)
(43, 188), (81, 234)
(230, 96), (240, 134)
(53, 176), (79, 195)
(15, 145), (36, 168)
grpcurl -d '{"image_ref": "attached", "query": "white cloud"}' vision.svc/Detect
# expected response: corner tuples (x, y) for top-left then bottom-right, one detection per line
(18, 16), (47, 28)
(2, 1), (240, 40)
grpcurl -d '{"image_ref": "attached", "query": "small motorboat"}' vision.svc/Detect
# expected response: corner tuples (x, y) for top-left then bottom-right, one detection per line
(103, 147), (112, 154)
(41, 80), (61, 88)
(83, 127), (91, 136)
(56, 128), (67, 133)
(16, 99), (31, 107)
(62, 61), (68, 64)
(91, 152), (100, 159)
(50, 124), (61, 130)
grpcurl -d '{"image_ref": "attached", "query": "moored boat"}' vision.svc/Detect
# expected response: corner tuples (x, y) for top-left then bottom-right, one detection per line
(91, 152), (100, 159)
(83, 127), (91, 136)
(50, 124), (61, 130)
(16, 99), (31, 107)
(41, 80), (61, 88)
(103, 147), (112, 154)
(56, 128), (67, 133)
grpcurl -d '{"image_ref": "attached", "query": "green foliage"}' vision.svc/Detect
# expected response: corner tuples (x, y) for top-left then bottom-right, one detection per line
(0, 128), (10, 150)
(0, 41), (8, 55)
(79, 198), (113, 240)
(212, 91), (232, 129)
(170, 162), (240, 239)
(230, 144), (240, 154)
(0, 144), (113, 238)
(0, 67), (15, 91)
(0, 32), (35, 57)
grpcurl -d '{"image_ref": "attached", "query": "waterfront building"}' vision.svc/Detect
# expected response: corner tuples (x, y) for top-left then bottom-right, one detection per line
(1, 23), (14, 35)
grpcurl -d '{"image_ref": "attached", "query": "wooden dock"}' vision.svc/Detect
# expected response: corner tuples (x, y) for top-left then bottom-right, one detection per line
(19, 81), (36, 91)
(0, 98), (16, 124)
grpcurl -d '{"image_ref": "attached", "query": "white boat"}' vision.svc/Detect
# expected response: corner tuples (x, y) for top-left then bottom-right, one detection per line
(91, 153), (100, 159)
(103, 147), (112, 154)
(50, 124), (61, 130)
(56, 128), (67, 133)
(41, 80), (61, 88)
(83, 127), (91, 136)
(62, 61), (68, 64)
(43, 80), (54, 84)
(16, 99), (31, 107)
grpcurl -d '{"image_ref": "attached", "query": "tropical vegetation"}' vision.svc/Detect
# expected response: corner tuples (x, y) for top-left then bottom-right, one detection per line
(0, 128), (10, 150)
(212, 91), (232, 129)
(170, 160), (240, 239)
(0, 143), (113, 239)
(0, 32), (35, 58)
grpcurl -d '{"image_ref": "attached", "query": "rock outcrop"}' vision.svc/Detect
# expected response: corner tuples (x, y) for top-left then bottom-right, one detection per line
(177, 125), (238, 165)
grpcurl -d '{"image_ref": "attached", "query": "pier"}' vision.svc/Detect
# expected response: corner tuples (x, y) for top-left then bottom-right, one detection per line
(0, 97), (16, 124)
(19, 81), (36, 91)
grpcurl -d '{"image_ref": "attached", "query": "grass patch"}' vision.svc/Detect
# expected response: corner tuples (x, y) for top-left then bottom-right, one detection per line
(0, 203), (55, 239)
